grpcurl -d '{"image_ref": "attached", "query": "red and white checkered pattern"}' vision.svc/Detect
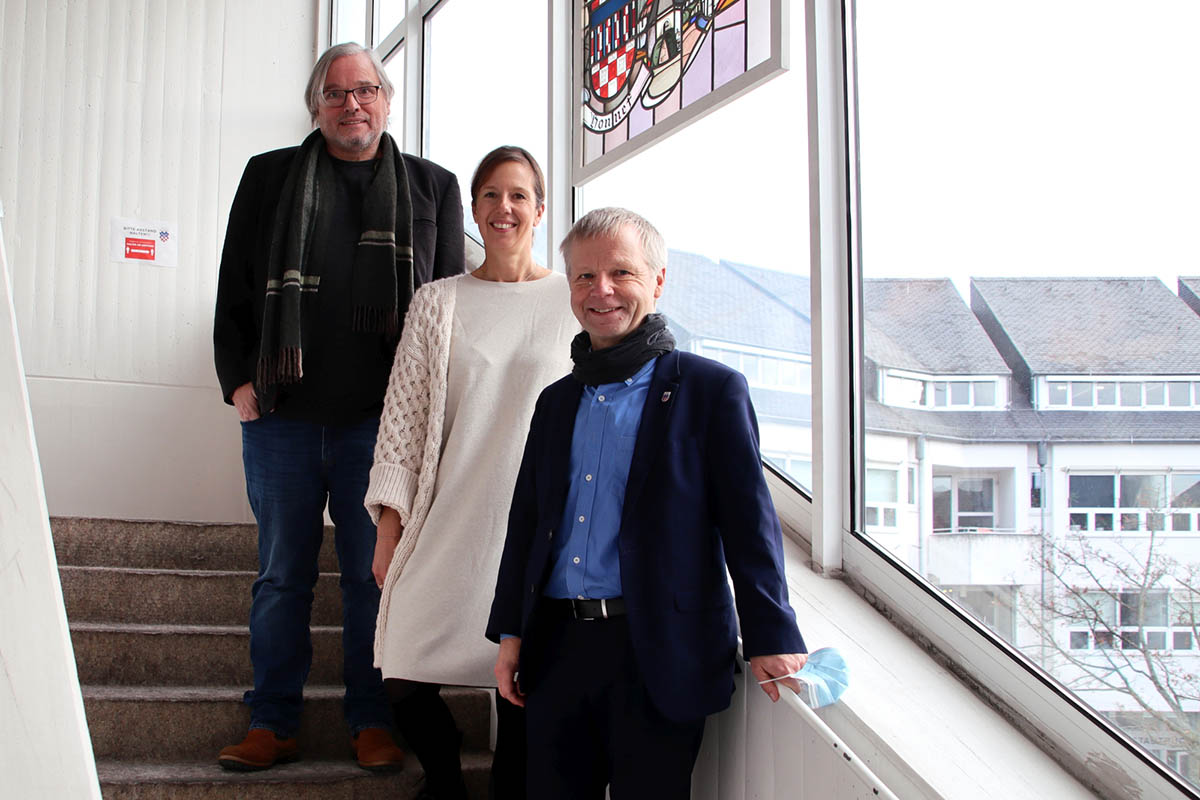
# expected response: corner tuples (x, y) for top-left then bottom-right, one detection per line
(590, 42), (635, 99)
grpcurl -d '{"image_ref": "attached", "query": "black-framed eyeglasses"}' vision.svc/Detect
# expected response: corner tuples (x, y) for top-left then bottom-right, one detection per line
(321, 85), (381, 106)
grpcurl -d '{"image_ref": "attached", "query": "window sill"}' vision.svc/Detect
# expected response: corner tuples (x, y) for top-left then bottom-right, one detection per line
(779, 536), (1097, 799)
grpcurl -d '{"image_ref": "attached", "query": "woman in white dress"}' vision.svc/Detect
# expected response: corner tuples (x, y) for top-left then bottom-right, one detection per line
(365, 146), (577, 799)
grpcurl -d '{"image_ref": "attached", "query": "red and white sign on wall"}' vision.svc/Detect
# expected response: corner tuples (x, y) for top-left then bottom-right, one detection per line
(110, 218), (178, 267)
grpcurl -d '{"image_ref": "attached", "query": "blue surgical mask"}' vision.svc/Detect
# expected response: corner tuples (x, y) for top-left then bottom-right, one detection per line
(791, 647), (849, 708)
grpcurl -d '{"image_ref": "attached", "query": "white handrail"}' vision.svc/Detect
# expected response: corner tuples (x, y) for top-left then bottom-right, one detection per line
(778, 688), (902, 800)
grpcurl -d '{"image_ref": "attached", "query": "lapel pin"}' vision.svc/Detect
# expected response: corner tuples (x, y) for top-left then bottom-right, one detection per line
(661, 391), (672, 403)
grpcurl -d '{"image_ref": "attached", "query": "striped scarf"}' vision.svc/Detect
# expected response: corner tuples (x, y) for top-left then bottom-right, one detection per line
(256, 130), (413, 407)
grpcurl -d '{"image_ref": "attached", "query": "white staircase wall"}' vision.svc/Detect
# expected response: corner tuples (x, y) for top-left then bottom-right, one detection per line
(0, 0), (317, 523)
(0, 211), (100, 797)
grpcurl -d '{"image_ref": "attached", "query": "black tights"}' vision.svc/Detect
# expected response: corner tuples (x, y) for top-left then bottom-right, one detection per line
(386, 679), (467, 800)
(385, 679), (527, 800)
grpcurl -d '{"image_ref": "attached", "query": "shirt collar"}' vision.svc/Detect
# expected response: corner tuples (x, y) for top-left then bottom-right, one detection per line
(584, 356), (658, 396)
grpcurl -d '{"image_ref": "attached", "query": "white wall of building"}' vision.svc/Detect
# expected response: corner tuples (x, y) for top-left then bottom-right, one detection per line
(1, 0), (318, 523)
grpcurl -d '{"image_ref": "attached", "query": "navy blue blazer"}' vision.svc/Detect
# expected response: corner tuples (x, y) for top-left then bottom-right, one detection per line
(487, 350), (805, 722)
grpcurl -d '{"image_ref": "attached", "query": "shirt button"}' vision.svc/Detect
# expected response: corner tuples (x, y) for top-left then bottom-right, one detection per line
(585, 474), (593, 481)
(578, 515), (585, 522)
(577, 594), (585, 600)
(573, 556), (581, 564)
(597, 394), (606, 402)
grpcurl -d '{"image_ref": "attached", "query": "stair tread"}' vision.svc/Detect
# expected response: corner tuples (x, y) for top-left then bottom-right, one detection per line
(60, 564), (345, 578)
(83, 684), (488, 701)
(96, 749), (492, 783)
(60, 564), (260, 577)
(71, 621), (339, 634)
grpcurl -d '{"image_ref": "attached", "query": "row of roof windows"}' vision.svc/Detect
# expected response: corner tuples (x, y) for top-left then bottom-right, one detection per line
(1044, 380), (1200, 410)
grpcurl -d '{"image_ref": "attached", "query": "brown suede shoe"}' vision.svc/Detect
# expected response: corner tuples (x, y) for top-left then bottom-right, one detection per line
(217, 728), (299, 771)
(353, 727), (406, 772)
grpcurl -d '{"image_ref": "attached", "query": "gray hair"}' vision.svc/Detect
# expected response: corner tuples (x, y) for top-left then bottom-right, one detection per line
(560, 207), (667, 276)
(305, 43), (395, 123)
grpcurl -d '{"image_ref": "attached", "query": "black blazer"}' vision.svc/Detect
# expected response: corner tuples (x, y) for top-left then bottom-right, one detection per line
(212, 143), (464, 404)
(487, 350), (806, 722)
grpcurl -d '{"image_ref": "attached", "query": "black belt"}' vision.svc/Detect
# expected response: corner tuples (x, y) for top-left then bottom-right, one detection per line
(549, 597), (627, 620)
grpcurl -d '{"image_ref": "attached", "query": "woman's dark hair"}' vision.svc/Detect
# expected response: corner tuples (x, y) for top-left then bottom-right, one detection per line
(470, 146), (546, 209)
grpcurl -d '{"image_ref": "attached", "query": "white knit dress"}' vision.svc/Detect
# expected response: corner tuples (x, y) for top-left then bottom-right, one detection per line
(365, 271), (577, 685)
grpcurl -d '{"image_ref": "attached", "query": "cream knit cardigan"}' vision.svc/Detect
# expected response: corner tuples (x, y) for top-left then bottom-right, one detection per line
(363, 276), (458, 660)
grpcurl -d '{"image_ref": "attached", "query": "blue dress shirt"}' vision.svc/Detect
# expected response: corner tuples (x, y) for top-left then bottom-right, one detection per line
(543, 357), (658, 599)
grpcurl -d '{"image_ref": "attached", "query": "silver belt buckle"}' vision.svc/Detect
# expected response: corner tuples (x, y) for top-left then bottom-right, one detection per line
(599, 598), (609, 619)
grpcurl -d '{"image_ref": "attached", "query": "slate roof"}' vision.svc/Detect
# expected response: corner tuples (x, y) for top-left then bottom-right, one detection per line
(722, 260), (811, 318)
(660, 251), (810, 354)
(865, 401), (1200, 443)
(971, 278), (1200, 375)
(862, 279), (1010, 375)
(748, 387), (812, 425)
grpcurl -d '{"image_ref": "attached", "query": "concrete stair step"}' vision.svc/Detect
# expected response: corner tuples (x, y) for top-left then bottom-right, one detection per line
(96, 751), (492, 799)
(60, 566), (343, 626)
(51, 517), (339, 572)
(71, 623), (344, 686)
(58, 515), (495, 793)
(83, 685), (491, 762)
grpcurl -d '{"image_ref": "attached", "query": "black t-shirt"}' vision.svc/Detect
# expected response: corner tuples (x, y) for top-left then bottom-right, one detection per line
(274, 155), (396, 425)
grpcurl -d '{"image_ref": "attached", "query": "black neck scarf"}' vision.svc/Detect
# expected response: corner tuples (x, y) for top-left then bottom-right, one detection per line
(571, 313), (676, 385)
(256, 130), (413, 408)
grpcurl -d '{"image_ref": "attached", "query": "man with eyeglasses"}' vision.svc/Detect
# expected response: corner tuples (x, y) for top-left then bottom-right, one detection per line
(213, 42), (463, 772)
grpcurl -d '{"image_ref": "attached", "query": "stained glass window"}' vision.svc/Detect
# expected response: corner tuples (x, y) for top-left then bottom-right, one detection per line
(576, 0), (784, 180)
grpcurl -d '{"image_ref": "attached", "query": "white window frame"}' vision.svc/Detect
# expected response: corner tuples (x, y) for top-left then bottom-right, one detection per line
(696, 339), (813, 393)
(932, 473), (997, 534)
(813, 1), (1195, 797)
(327, 0), (573, 269)
(882, 368), (1004, 410)
(864, 465), (900, 530)
(1042, 375), (1200, 410)
(1066, 588), (1184, 652)
(1067, 471), (1200, 536)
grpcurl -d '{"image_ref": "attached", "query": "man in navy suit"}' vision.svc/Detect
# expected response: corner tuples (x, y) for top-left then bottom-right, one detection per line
(487, 207), (806, 799)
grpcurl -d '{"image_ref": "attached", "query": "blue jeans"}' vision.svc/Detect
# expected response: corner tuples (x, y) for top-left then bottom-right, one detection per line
(240, 413), (391, 737)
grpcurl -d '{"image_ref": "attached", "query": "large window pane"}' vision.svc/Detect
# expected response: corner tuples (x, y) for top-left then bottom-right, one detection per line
(378, 0), (405, 37)
(1120, 383), (1142, 406)
(973, 381), (995, 407)
(1172, 474), (1200, 507)
(932, 476), (952, 531)
(382, 45), (405, 137)
(957, 478), (993, 513)
(424, 0), (549, 263)
(335, 0), (368, 45)
(580, 3), (811, 492)
(1120, 475), (1166, 509)
(1069, 476), (1114, 509)
(1121, 591), (1168, 628)
(857, 0), (1200, 786)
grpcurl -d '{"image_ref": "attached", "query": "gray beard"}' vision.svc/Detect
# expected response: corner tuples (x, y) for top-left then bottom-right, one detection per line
(337, 129), (379, 155)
